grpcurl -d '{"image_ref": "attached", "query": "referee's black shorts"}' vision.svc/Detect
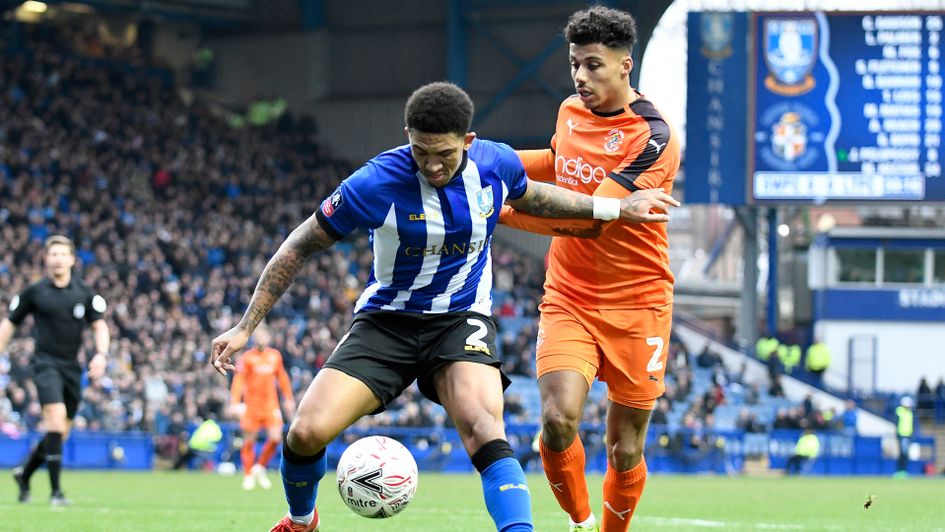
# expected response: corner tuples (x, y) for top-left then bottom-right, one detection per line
(324, 310), (511, 413)
(32, 357), (82, 419)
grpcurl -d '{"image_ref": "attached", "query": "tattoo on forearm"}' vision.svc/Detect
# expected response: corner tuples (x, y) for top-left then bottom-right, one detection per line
(516, 181), (594, 218)
(240, 218), (335, 331)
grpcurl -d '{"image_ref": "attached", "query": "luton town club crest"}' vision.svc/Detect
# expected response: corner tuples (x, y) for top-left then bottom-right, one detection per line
(764, 17), (818, 96)
(700, 12), (734, 59)
(476, 185), (494, 218)
(771, 112), (808, 162)
(603, 129), (625, 153)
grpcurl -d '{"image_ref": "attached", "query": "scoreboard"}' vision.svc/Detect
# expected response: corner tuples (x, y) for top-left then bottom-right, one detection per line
(686, 11), (945, 204)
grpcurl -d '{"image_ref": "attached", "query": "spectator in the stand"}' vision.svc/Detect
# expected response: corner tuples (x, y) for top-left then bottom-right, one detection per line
(668, 339), (689, 372)
(805, 339), (831, 384)
(769, 375), (785, 398)
(784, 425), (819, 475)
(779, 344), (802, 374)
(773, 408), (793, 429)
(696, 343), (723, 368)
(895, 396), (915, 478)
(736, 408), (765, 433)
(675, 371), (692, 399)
(172, 414), (223, 470)
(649, 398), (669, 427)
(841, 399), (858, 433)
(743, 382), (761, 405)
(767, 348), (784, 384)
(754, 335), (778, 362)
(801, 393), (815, 418)
(917, 377), (934, 417)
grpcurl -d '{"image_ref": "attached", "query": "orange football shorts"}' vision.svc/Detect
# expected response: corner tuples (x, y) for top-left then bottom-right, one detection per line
(240, 407), (283, 433)
(535, 301), (672, 410)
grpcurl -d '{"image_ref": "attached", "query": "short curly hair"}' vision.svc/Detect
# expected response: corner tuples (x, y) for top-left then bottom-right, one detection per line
(404, 82), (474, 136)
(565, 5), (637, 53)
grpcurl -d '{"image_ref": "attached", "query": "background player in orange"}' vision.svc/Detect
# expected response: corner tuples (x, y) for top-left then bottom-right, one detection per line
(230, 324), (295, 490)
(500, 6), (680, 531)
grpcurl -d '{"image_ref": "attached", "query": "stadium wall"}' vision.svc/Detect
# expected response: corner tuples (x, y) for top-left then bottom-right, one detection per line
(153, 21), (202, 76)
(203, 4), (577, 161)
(819, 321), (945, 393)
(208, 32), (330, 110)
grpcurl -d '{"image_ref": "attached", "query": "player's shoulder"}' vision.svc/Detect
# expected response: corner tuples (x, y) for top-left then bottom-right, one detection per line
(346, 145), (416, 190)
(364, 145), (416, 176)
(468, 138), (518, 169)
(469, 137), (515, 158)
(629, 96), (672, 126)
(558, 95), (587, 116)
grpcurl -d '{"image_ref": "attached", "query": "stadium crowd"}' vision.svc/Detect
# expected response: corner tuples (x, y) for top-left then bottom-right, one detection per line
(0, 27), (550, 445)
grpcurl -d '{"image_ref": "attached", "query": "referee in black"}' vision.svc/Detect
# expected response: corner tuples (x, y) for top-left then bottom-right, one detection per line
(0, 235), (110, 506)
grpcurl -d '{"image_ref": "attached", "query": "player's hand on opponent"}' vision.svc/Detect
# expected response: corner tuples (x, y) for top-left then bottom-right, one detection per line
(211, 326), (251, 376)
(87, 352), (107, 380)
(618, 189), (680, 223)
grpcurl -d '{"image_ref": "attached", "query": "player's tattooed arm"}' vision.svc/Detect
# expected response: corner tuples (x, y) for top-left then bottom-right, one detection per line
(506, 179), (678, 224)
(506, 180), (596, 219)
(239, 214), (336, 332)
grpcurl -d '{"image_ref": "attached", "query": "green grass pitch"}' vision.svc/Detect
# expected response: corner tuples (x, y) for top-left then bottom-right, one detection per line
(2, 470), (943, 531)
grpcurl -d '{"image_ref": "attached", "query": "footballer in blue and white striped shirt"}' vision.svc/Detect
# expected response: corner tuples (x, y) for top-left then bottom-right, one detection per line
(211, 82), (676, 532)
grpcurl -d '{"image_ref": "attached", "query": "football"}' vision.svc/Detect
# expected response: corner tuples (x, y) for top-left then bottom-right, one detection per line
(336, 435), (419, 518)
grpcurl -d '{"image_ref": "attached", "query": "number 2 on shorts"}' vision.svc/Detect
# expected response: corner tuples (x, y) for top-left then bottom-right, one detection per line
(645, 336), (664, 372)
(465, 318), (488, 348)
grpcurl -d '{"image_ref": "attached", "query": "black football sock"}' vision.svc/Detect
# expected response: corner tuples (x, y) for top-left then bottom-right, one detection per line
(21, 434), (48, 482)
(45, 432), (63, 493)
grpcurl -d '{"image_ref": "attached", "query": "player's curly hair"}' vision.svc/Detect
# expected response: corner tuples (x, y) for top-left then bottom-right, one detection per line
(405, 82), (474, 136)
(565, 5), (637, 53)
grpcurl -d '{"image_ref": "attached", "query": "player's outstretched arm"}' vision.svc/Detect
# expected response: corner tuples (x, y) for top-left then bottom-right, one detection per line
(506, 179), (679, 223)
(501, 179), (680, 237)
(211, 213), (337, 376)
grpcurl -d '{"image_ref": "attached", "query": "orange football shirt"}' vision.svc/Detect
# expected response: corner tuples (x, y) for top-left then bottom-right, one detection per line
(504, 93), (679, 309)
(230, 347), (293, 413)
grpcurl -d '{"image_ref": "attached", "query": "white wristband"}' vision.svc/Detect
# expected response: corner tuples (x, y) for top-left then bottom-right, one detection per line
(592, 197), (621, 221)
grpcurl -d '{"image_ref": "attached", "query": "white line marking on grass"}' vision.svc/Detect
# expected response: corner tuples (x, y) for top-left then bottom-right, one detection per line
(636, 516), (839, 530)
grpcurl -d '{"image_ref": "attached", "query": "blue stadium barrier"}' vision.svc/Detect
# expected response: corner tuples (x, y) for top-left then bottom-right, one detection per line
(0, 431), (153, 470)
(1, 425), (934, 476)
(765, 429), (935, 475)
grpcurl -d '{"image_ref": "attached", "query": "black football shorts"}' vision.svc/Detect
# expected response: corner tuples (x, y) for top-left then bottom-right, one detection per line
(32, 357), (82, 419)
(323, 310), (511, 413)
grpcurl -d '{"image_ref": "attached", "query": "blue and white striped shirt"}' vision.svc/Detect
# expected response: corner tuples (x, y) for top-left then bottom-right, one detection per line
(316, 139), (528, 316)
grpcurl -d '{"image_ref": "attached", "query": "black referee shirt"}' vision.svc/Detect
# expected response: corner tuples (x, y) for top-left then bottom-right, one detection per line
(7, 277), (106, 363)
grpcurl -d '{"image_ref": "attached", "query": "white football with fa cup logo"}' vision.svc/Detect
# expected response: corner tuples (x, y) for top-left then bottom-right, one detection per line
(336, 435), (418, 518)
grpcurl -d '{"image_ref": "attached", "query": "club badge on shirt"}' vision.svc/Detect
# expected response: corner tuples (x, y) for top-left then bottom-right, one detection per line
(476, 185), (494, 218)
(604, 129), (625, 153)
(73, 303), (86, 319)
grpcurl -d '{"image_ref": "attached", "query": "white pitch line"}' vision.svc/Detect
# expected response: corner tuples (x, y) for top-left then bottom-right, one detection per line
(635, 516), (835, 530)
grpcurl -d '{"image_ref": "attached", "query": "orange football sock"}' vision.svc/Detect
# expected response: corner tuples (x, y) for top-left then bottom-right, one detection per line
(241, 441), (256, 475)
(539, 436), (592, 523)
(601, 457), (647, 531)
(258, 439), (279, 468)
